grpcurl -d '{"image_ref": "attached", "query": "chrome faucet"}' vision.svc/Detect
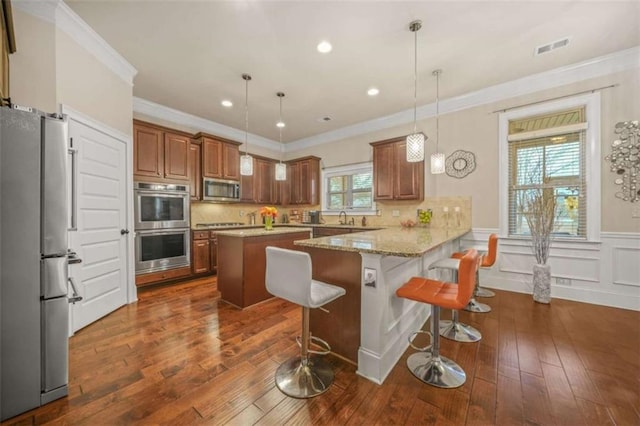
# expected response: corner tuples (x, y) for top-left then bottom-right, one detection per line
(338, 210), (347, 225)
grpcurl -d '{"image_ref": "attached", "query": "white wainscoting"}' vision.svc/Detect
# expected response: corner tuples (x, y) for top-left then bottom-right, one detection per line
(461, 229), (640, 311)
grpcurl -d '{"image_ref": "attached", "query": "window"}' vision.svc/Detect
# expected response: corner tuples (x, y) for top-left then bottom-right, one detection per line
(322, 162), (376, 214)
(498, 93), (601, 241)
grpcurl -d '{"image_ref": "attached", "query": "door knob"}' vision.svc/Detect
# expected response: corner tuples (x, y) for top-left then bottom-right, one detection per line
(120, 229), (130, 235)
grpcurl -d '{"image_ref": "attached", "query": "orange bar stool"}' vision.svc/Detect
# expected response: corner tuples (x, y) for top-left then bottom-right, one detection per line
(451, 233), (498, 313)
(265, 246), (346, 398)
(426, 256), (482, 343)
(396, 249), (479, 388)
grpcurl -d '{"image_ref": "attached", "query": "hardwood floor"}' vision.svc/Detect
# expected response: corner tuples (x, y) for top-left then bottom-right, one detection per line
(3, 277), (639, 425)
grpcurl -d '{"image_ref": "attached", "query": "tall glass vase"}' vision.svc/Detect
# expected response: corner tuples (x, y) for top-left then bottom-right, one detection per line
(264, 216), (273, 231)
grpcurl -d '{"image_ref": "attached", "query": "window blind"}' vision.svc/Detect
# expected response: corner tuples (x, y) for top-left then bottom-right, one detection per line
(508, 107), (587, 238)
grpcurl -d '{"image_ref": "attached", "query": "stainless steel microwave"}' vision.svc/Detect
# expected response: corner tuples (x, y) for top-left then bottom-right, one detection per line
(203, 178), (240, 202)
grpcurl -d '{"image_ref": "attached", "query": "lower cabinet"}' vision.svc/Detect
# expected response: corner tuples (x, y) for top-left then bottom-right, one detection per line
(192, 231), (211, 274)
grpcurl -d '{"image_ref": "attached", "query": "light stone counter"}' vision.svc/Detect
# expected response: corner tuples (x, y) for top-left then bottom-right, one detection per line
(214, 227), (313, 238)
(294, 227), (470, 257)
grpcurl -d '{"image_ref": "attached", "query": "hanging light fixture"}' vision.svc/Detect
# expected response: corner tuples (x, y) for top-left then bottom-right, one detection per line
(430, 69), (445, 174)
(240, 73), (254, 176)
(406, 20), (426, 163)
(275, 92), (287, 181)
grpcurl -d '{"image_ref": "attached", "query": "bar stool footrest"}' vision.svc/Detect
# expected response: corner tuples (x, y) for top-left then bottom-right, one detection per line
(408, 330), (433, 352)
(296, 335), (332, 355)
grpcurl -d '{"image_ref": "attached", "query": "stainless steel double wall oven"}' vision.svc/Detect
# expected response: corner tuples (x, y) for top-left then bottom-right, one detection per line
(134, 182), (190, 274)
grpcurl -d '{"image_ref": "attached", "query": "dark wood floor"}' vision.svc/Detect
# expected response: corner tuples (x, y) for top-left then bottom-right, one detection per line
(3, 277), (640, 425)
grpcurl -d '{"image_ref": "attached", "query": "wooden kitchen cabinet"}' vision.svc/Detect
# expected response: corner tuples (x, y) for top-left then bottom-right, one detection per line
(192, 231), (211, 274)
(189, 141), (201, 200)
(0, 0), (15, 104)
(240, 156), (278, 204)
(133, 120), (190, 182)
(286, 156), (320, 205)
(371, 136), (423, 201)
(196, 133), (241, 181)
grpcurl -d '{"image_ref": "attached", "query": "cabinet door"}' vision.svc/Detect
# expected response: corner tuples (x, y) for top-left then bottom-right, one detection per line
(210, 235), (218, 273)
(394, 142), (423, 200)
(189, 142), (201, 201)
(133, 124), (163, 178)
(223, 143), (240, 180)
(373, 143), (394, 200)
(202, 137), (222, 178)
(255, 159), (274, 204)
(240, 157), (255, 202)
(287, 162), (300, 204)
(164, 132), (190, 181)
(192, 239), (211, 274)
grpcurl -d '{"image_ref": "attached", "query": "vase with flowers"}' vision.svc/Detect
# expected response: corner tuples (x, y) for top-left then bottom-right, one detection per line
(260, 206), (278, 230)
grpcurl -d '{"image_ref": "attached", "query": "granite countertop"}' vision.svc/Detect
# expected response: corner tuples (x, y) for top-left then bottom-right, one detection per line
(214, 227), (313, 238)
(192, 223), (382, 231)
(294, 227), (471, 257)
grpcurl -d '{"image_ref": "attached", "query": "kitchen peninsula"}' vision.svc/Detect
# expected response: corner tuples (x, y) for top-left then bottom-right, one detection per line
(216, 227), (312, 308)
(294, 226), (470, 384)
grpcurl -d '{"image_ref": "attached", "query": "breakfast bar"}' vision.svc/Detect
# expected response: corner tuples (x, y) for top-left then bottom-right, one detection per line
(294, 226), (470, 384)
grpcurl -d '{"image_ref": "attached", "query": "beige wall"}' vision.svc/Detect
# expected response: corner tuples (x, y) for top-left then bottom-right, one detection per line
(289, 69), (640, 233)
(9, 10), (56, 112)
(55, 30), (133, 136)
(9, 10), (133, 136)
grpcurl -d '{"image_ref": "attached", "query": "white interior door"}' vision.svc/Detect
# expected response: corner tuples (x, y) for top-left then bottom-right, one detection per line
(68, 118), (129, 332)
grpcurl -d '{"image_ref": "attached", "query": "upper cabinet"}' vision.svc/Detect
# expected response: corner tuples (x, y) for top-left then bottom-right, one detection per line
(240, 156), (278, 204)
(133, 121), (190, 182)
(371, 136), (424, 201)
(286, 156), (320, 205)
(0, 0), (16, 104)
(195, 133), (241, 181)
(189, 141), (201, 201)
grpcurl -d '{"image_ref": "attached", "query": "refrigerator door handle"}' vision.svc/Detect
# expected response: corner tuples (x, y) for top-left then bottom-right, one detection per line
(68, 147), (78, 231)
(67, 277), (83, 304)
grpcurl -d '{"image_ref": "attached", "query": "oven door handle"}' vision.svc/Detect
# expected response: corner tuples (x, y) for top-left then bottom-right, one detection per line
(134, 189), (189, 197)
(135, 229), (190, 236)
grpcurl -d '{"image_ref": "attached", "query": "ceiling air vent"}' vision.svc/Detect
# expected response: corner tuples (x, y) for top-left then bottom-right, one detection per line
(534, 37), (570, 56)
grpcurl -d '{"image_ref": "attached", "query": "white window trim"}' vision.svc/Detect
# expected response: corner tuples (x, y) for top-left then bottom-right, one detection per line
(498, 92), (601, 242)
(321, 162), (377, 215)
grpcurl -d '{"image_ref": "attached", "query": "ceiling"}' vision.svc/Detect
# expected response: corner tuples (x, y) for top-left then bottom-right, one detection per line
(65, 1), (639, 144)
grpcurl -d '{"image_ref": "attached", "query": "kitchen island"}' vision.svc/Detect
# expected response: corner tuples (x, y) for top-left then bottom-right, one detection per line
(294, 226), (470, 384)
(216, 227), (312, 308)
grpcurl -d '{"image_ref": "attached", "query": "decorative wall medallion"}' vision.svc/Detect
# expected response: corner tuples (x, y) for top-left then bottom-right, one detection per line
(605, 120), (639, 202)
(445, 150), (476, 179)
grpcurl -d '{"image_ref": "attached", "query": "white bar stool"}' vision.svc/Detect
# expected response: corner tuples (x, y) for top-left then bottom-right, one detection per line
(265, 246), (346, 399)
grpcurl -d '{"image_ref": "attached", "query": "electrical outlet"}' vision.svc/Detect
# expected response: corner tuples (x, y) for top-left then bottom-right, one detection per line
(556, 277), (572, 286)
(392, 210), (400, 217)
(364, 268), (376, 288)
(239, 210), (245, 217)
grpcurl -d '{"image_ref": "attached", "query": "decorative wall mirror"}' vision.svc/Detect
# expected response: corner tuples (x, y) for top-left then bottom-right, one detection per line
(445, 150), (476, 179)
(605, 121), (639, 202)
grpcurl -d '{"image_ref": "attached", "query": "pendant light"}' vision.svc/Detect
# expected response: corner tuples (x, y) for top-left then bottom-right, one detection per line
(430, 69), (445, 174)
(275, 92), (287, 181)
(240, 73), (253, 176)
(406, 20), (426, 163)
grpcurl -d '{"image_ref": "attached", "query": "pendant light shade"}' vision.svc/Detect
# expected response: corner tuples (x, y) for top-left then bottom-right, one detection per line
(430, 69), (445, 174)
(275, 92), (287, 181)
(240, 73), (253, 176)
(406, 20), (426, 163)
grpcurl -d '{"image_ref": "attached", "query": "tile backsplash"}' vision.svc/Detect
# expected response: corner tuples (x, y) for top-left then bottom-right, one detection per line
(191, 196), (471, 229)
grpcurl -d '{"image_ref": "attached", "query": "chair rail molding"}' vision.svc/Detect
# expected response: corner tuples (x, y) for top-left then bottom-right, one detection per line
(463, 228), (640, 311)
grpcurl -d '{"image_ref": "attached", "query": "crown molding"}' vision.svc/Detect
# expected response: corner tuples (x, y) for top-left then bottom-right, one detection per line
(13, 0), (137, 86)
(133, 97), (281, 152)
(287, 45), (640, 153)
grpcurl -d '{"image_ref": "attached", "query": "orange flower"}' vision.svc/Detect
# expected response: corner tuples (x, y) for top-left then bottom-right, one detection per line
(260, 206), (278, 218)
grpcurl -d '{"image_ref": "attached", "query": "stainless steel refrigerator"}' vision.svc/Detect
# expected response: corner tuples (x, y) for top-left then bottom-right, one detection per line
(1, 105), (80, 421)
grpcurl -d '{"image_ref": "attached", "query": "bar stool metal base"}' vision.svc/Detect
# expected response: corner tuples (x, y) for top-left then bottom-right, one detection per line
(475, 287), (495, 298)
(464, 298), (492, 313)
(407, 352), (466, 388)
(275, 356), (334, 399)
(439, 320), (482, 342)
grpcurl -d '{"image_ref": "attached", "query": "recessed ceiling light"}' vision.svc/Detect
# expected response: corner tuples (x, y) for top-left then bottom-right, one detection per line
(276, 121), (285, 128)
(367, 88), (380, 96)
(317, 116), (332, 122)
(221, 100), (233, 107)
(317, 41), (332, 53)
